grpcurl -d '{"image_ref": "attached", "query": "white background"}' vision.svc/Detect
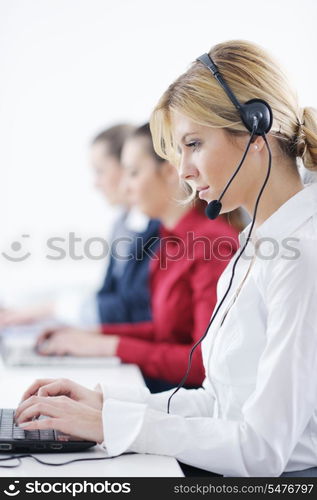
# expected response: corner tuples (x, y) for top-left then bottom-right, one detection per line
(0, 0), (316, 304)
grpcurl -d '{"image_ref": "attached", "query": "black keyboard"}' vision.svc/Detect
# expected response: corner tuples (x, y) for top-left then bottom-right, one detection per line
(0, 409), (57, 441)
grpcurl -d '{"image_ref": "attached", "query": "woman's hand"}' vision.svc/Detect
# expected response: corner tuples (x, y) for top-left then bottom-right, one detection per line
(0, 303), (54, 328)
(15, 395), (104, 444)
(36, 327), (119, 357)
(17, 377), (103, 411)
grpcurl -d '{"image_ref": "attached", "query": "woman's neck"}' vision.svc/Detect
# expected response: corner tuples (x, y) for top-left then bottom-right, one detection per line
(244, 162), (304, 231)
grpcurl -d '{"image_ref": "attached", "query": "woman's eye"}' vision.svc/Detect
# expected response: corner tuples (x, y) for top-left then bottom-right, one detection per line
(185, 141), (201, 151)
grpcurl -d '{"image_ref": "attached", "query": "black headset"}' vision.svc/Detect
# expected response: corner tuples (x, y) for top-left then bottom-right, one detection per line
(167, 52), (273, 413)
(197, 54), (272, 135)
(197, 53), (273, 220)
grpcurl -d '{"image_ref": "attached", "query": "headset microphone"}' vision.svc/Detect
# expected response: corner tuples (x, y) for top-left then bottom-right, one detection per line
(204, 128), (258, 220)
(205, 199), (222, 219)
(196, 53), (273, 220)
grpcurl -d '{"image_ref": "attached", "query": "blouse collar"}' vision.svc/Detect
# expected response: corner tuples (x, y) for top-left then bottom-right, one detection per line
(238, 182), (317, 246)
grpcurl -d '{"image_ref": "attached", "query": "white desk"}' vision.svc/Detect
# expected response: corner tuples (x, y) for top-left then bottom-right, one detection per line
(0, 359), (183, 477)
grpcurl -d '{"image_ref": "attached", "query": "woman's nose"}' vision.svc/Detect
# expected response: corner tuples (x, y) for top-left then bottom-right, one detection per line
(179, 157), (199, 181)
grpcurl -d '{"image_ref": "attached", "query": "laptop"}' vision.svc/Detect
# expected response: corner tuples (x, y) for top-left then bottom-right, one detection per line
(0, 409), (96, 452)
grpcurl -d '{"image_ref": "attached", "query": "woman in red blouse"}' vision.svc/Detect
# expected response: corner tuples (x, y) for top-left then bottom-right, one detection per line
(36, 124), (239, 391)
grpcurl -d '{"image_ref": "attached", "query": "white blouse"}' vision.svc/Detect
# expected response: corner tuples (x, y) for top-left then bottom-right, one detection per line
(100, 182), (317, 477)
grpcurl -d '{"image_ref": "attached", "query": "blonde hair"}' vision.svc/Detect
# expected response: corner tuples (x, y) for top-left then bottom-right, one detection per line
(150, 39), (317, 174)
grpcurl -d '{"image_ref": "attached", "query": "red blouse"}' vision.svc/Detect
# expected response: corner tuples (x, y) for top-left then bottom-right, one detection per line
(101, 205), (238, 386)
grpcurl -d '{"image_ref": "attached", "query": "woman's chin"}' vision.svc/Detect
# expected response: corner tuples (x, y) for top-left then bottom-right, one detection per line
(198, 189), (211, 202)
(198, 189), (218, 204)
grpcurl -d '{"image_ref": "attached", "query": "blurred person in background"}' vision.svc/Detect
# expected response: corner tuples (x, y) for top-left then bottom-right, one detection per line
(0, 124), (159, 330)
(35, 123), (240, 392)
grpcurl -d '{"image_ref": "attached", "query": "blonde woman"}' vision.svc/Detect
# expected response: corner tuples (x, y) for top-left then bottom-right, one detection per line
(15, 40), (317, 477)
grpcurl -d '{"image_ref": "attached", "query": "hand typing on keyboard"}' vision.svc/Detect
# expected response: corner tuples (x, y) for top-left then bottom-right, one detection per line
(19, 378), (103, 410)
(14, 378), (104, 444)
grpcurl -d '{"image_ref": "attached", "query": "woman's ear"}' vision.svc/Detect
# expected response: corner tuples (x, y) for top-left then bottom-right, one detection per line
(252, 136), (265, 153)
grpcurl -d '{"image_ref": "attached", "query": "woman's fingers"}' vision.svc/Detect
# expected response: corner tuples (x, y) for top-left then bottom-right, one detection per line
(18, 417), (58, 431)
(35, 326), (70, 350)
(16, 396), (104, 443)
(37, 379), (72, 398)
(16, 395), (45, 420)
(16, 383), (78, 419)
(35, 329), (57, 349)
(37, 335), (69, 355)
(20, 378), (56, 403)
(16, 397), (66, 424)
(18, 378), (92, 415)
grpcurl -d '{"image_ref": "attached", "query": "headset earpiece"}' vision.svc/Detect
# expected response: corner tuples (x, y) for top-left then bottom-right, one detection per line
(240, 98), (273, 135)
(196, 53), (273, 136)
